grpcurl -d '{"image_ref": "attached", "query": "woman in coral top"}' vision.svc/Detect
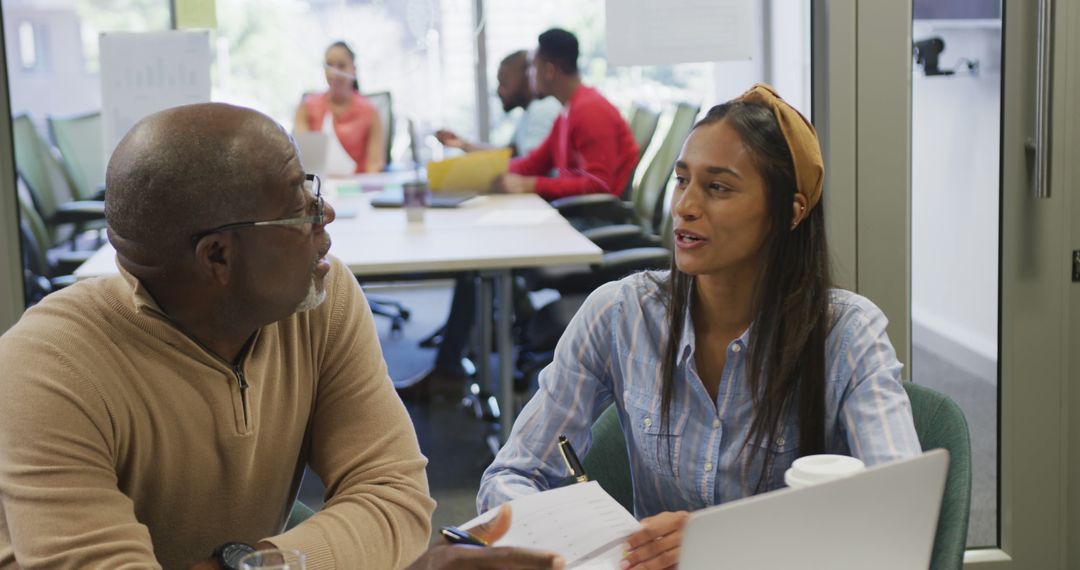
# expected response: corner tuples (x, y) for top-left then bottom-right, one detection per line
(294, 41), (386, 173)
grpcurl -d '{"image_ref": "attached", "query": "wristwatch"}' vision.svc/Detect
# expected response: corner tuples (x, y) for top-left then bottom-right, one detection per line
(213, 542), (256, 570)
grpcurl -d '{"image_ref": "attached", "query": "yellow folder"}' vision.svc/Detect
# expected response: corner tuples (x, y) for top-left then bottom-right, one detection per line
(426, 148), (512, 192)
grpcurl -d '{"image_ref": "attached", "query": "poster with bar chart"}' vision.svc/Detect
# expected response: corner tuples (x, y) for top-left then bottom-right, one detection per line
(100, 31), (211, 159)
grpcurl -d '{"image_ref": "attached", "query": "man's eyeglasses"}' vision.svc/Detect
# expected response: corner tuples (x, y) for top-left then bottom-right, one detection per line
(190, 174), (324, 245)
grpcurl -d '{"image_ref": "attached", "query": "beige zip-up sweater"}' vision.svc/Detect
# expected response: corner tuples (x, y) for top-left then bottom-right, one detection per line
(0, 257), (435, 569)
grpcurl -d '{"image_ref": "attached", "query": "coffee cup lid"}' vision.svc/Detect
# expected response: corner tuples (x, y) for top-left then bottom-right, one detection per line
(785, 454), (866, 488)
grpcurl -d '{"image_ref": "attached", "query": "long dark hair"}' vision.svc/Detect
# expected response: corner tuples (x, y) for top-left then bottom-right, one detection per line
(327, 41), (360, 91)
(657, 101), (832, 492)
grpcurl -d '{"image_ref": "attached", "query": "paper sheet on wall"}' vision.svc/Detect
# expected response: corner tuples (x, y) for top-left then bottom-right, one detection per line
(175, 0), (217, 29)
(100, 31), (211, 160)
(461, 482), (640, 568)
(605, 0), (753, 66)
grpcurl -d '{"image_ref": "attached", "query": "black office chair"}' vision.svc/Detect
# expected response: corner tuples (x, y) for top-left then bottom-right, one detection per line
(364, 288), (410, 336)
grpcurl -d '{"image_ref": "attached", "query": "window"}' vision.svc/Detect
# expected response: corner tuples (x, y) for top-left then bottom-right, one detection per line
(18, 21), (37, 69)
(212, 0), (477, 163)
(480, 0), (810, 147)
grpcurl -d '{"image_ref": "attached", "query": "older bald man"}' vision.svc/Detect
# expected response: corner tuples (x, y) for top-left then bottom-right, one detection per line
(0, 104), (561, 570)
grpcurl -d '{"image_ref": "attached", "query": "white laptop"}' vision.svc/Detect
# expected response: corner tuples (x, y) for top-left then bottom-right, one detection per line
(679, 449), (949, 570)
(293, 131), (355, 177)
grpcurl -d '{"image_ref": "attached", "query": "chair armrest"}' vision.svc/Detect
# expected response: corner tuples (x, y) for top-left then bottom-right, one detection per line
(551, 194), (635, 225)
(52, 200), (106, 224)
(598, 247), (671, 275)
(53, 250), (95, 275)
(543, 247), (671, 295)
(582, 224), (662, 251)
(49, 274), (78, 289)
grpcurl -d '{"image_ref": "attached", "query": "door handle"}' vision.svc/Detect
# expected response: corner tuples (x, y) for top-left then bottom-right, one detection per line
(1031, 0), (1054, 199)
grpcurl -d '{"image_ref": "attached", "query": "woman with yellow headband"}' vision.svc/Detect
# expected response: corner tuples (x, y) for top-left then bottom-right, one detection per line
(477, 85), (920, 568)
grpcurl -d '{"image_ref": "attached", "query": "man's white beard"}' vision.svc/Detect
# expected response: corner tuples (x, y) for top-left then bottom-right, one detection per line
(295, 277), (327, 312)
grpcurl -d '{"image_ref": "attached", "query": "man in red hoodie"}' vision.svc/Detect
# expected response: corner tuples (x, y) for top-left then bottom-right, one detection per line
(410, 29), (638, 396)
(491, 28), (639, 199)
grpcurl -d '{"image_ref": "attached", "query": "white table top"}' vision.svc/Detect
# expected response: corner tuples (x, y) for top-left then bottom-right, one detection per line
(74, 192), (603, 279)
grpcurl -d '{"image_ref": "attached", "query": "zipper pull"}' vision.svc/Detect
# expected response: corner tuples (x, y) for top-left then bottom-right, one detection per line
(233, 365), (248, 392)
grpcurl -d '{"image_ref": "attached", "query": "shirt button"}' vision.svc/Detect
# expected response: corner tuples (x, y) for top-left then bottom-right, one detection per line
(731, 344), (742, 353)
(777, 436), (786, 447)
(712, 419), (720, 429)
(704, 463), (713, 471)
(643, 418), (652, 428)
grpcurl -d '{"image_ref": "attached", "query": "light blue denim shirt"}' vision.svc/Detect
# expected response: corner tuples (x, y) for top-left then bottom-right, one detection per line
(512, 96), (562, 157)
(477, 271), (921, 517)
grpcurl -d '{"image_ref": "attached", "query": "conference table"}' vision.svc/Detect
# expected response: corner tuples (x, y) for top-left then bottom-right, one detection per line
(74, 170), (604, 441)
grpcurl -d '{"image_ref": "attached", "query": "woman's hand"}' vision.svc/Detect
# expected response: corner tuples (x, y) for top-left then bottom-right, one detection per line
(621, 511), (690, 570)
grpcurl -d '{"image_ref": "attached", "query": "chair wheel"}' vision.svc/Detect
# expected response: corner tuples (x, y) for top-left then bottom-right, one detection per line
(390, 317), (405, 336)
(399, 308), (411, 320)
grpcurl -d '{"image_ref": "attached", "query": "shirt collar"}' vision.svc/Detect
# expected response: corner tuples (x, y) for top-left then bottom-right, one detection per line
(116, 259), (169, 317)
(676, 282), (754, 366)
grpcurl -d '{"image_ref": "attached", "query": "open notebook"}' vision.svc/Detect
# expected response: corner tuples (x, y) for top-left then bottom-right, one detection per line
(462, 482), (639, 569)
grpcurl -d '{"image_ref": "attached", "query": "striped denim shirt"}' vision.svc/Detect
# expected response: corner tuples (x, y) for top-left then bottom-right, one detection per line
(477, 271), (921, 517)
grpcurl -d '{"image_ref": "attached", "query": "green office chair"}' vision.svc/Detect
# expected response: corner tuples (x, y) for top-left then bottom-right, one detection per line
(12, 114), (105, 246)
(578, 381), (972, 570)
(582, 405), (634, 513)
(904, 381), (972, 570)
(48, 111), (107, 201)
(17, 189), (92, 277)
(18, 182), (93, 305)
(622, 103), (661, 199)
(364, 91), (394, 167)
(551, 102), (699, 250)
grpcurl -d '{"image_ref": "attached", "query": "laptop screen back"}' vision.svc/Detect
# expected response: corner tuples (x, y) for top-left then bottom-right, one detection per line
(679, 450), (949, 570)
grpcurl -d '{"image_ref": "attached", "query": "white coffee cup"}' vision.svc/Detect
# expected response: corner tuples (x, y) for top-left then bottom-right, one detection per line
(784, 454), (866, 489)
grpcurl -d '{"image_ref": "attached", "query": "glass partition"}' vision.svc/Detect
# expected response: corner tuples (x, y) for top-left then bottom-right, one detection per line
(910, 1), (1001, 548)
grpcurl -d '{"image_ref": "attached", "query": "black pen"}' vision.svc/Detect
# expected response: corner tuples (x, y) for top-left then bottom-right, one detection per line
(558, 434), (589, 483)
(439, 525), (489, 547)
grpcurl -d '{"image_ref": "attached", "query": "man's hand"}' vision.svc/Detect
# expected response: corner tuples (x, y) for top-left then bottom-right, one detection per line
(620, 511), (690, 570)
(490, 173), (536, 195)
(435, 129), (466, 150)
(407, 505), (564, 570)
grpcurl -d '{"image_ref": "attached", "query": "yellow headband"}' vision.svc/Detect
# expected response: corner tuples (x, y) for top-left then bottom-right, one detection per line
(735, 83), (824, 210)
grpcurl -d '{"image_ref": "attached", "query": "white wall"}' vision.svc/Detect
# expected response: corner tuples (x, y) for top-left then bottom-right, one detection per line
(767, 0), (810, 118)
(3, 4), (101, 121)
(911, 21), (1000, 380)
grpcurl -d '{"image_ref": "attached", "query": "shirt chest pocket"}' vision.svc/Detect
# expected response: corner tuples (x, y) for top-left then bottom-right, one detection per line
(624, 394), (688, 480)
(750, 423), (801, 492)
